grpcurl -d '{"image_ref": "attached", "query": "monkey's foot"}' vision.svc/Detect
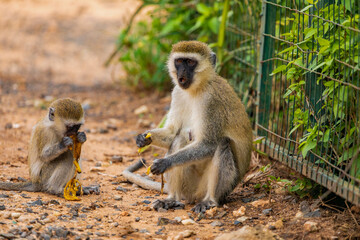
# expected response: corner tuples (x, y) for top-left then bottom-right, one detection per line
(191, 200), (217, 213)
(78, 185), (100, 196)
(152, 199), (185, 211)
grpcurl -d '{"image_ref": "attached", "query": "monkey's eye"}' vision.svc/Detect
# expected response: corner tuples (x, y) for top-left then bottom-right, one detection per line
(187, 59), (196, 66)
(175, 59), (183, 64)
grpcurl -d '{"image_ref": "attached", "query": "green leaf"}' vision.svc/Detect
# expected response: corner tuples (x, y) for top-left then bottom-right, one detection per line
(196, 3), (210, 16)
(208, 17), (219, 34)
(302, 140), (317, 157)
(338, 147), (357, 164)
(305, 28), (317, 39)
(270, 65), (287, 76)
(305, 0), (314, 4)
(317, 37), (330, 46)
(300, 5), (313, 12)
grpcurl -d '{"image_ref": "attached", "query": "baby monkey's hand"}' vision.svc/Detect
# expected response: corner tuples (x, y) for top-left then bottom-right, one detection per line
(136, 132), (152, 148)
(77, 132), (87, 143)
(62, 137), (74, 148)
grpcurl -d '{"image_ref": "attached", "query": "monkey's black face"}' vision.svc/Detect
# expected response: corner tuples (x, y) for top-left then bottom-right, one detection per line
(174, 58), (198, 89)
(66, 124), (81, 136)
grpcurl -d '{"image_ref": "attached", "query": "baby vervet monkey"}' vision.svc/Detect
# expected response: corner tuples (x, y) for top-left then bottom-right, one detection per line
(0, 98), (97, 196)
(136, 41), (253, 213)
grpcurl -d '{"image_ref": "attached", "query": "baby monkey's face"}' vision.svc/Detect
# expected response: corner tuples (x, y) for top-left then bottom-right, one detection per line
(66, 124), (81, 136)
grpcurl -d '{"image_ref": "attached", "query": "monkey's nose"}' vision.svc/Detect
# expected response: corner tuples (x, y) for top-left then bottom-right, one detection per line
(179, 77), (186, 83)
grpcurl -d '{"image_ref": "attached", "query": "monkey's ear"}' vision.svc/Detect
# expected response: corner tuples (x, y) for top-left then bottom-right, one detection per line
(49, 107), (55, 121)
(210, 52), (216, 67)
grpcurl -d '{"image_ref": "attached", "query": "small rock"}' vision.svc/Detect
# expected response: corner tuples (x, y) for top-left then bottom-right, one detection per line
(114, 195), (123, 201)
(42, 218), (54, 224)
(120, 211), (130, 216)
(174, 217), (182, 223)
(157, 207), (168, 213)
(90, 167), (105, 172)
(95, 162), (102, 167)
(304, 221), (319, 232)
(5, 123), (13, 129)
(295, 211), (304, 219)
(174, 230), (195, 239)
(134, 105), (149, 115)
(111, 155), (123, 163)
(262, 208), (272, 216)
(236, 216), (249, 223)
(0, 205), (5, 210)
(304, 209), (321, 218)
(299, 200), (311, 213)
(111, 222), (119, 227)
(99, 128), (109, 134)
(157, 217), (171, 226)
(211, 220), (224, 227)
(274, 219), (284, 229)
(11, 212), (21, 219)
(116, 186), (128, 192)
(135, 217), (140, 222)
(233, 206), (246, 217)
(2, 212), (11, 219)
(181, 219), (196, 225)
(206, 207), (218, 217)
(28, 199), (43, 206)
(250, 199), (274, 208)
(107, 124), (118, 131)
(86, 225), (93, 229)
(268, 225), (276, 230)
(142, 200), (151, 204)
(155, 227), (165, 235)
(139, 229), (149, 233)
(0, 194), (9, 198)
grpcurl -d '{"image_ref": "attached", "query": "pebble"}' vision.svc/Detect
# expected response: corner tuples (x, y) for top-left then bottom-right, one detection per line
(174, 217), (182, 223)
(28, 199), (43, 206)
(111, 155), (123, 163)
(111, 222), (119, 227)
(11, 212), (21, 219)
(274, 219), (284, 229)
(211, 220), (224, 227)
(250, 199), (274, 207)
(232, 206), (246, 217)
(95, 162), (102, 167)
(262, 208), (272, 216)
(304, 209), (321, 218)
(206, 207), (218, 217)
(142, 200), (151, 204)
(0, 205), (5, 210)
(116, 186), (128, 192)
(236, 216), (249, 223)
(139, 229), (149, 233)
(135, 217), (140, 222)
(173, 230), (195, 239)
(114, 195), (122, 201)
(181, 219), (196, 225)
(295, 211), (304, 218)
(90, 167), (105, 172)
(304, 221), (319, 232)
(0, 194), (9, 198)
(134, 105), (149, 115)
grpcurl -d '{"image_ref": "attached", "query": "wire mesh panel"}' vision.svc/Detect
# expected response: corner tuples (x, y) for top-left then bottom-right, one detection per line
(222, 0), (262, 122)
(257, 0), (360, 205)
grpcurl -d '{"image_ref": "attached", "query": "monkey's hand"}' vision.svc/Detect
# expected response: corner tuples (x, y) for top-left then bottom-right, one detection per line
(62, 136), (74, 148)
(77, 132), (87, 143)
(136, 133), (152, 148)
(151, 158), (171, 175)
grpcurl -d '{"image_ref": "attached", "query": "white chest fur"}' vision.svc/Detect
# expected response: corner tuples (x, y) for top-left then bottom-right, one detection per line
(170, 89), (204, 143)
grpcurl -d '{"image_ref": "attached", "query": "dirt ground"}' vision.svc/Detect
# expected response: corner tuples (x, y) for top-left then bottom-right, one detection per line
(0, 1), (359, 239)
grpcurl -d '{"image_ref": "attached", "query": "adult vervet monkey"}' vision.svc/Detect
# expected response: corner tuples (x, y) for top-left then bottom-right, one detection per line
(136, 41), (253, 213)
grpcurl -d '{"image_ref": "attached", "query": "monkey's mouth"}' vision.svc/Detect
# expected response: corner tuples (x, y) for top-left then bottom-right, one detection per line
(178, 77), (191, 89)
(66, 124), (81, 136)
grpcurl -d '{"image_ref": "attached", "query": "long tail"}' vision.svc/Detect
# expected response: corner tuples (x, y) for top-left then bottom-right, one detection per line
(121, 159), (167, 193)
(0, 181), (41, 192)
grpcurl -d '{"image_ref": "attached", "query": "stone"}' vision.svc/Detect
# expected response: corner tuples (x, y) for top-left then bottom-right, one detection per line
(262, 208), (272, 216)
(134, 105), (149, 115)
(304, 221), (319, 232)
(250, 199), (274, 208)
(111, 222), (119, 227)
(114, 195), (123, 201)
(236, 216), (249, 223)
(0, 205), (5, 210)
(115, 186), (128, 192)
(211, 220), (224, 227)
(181, 219), (196, 225)
(174, 217), (182, 223)
(135, 217), (140, 222)
(295, 211), (304, 219)
(233, 206), (246, 217)
(304, 209), (321, 218)
(111, 155), (123, 163)
(11, 212), (21, 219)
(90, 167), (105, 172)
(206, 207), (218, 217)
(274, 219), (284, 229)
(174, 230), (195, 239)
(215, 225), (280, 240)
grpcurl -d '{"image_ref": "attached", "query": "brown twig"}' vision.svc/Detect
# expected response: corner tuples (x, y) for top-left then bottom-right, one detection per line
(345, 201), (359, 226)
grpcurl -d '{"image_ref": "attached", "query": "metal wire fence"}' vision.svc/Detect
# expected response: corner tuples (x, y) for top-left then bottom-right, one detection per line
(226, 0), (360, 205)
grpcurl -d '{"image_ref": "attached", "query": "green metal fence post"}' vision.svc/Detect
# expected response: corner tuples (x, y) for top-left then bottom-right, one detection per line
(257, 0), (276, 138)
